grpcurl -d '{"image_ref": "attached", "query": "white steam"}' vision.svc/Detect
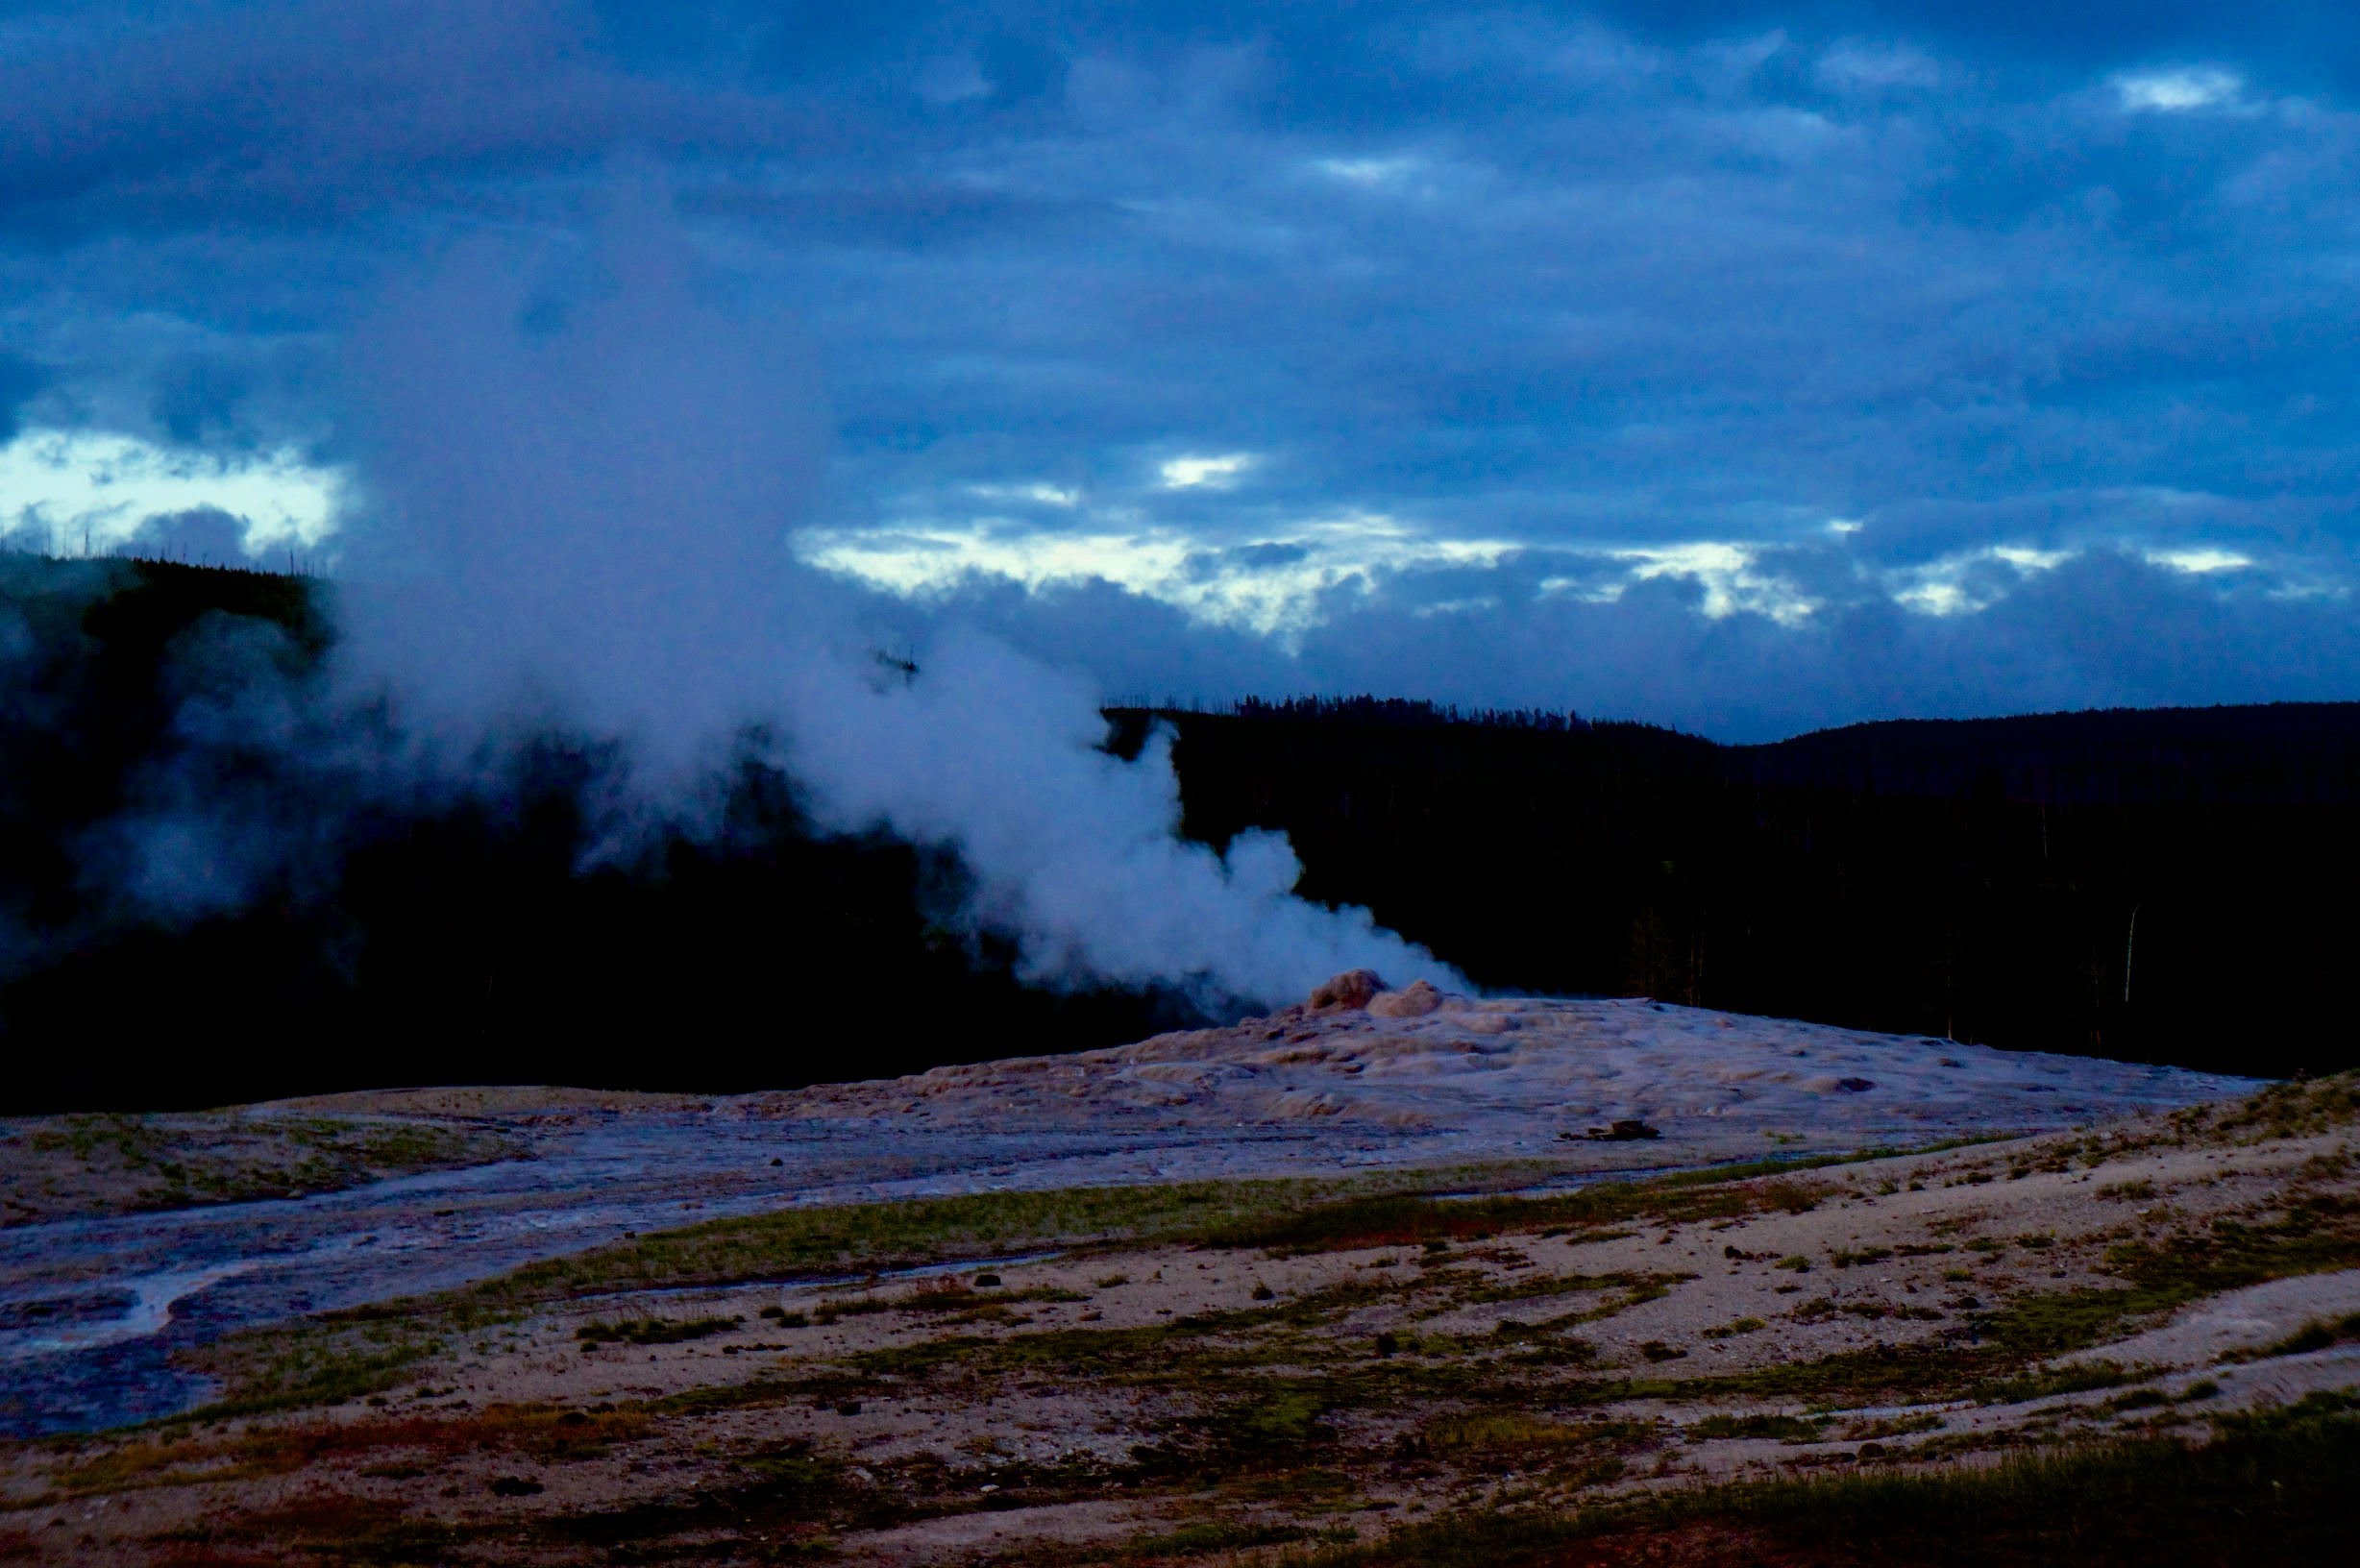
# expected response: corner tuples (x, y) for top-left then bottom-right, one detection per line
(337, 178), (1457, 1009)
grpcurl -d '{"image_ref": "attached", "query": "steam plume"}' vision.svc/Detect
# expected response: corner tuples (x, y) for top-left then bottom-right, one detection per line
(337, 178), (1457, 1010)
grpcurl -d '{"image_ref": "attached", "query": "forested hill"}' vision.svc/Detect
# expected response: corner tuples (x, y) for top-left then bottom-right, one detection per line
(2, 554), (2351, 1110)
(1753, 705), (2360, 806)
(1107, 698), (2360, 1080)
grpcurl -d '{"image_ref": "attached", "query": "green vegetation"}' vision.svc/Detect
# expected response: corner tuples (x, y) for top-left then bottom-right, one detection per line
(175, 1314), (448, 1419)
(1687, 1411), (1827, 1441)
(2114, 1199), (2360, 1312)
(1119, 1521), (1337, 1558)
(46, 1402), (651, 1501)
(2187, 1072), (2360, 1143)
(0, 1110), (520, 1224)
(1972, 1287), (2191, 1360)
(465, 1176), (1400, 1309)
(575, 1314), (741, 1346)
(1965, 1360), (2145, 1408)
(1277, 1395), (2360, 1568)
(2224, 1311), (2360, 1362)
(1196, 1170), (1826, 1256)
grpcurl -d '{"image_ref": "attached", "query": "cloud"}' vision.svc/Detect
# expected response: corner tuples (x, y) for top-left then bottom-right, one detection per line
(0, 0), (798, 239)
(2147, 547), (2254, 575)
(1159, 453), (1255, 490)
(798, 510), (1521, 639)
(1814, 39), (1941, 92)
(913, 543), (2360, 742)
(4, 1), (2358, 737)
(0, 352), (50, 442)
(2114, 67), (2245, 113)
(0, 429), (342, 555)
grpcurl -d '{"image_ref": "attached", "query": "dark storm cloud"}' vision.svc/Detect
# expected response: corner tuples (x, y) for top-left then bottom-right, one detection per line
(0, 0), (802, 240)
(0, 352), (49, 442)
(6, 2), (2358, 733)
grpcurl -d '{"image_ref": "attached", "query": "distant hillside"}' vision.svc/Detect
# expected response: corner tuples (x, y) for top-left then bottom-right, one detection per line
(1753, 704), (2360, 805)
(1108, 697), (2360, 1079)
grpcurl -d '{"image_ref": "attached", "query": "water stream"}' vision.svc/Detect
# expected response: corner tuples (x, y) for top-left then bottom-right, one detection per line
(0, 1113), (1393, 1434)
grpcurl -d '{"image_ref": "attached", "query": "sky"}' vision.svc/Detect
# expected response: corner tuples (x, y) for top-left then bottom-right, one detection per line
(3, 0), (2358, 741)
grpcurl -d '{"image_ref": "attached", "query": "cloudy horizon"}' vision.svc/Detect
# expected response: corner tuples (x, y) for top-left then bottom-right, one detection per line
(5, 1), (2358, 740)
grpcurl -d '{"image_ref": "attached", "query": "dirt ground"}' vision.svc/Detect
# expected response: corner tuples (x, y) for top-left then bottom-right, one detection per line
(3, 1068), (2353, 1566)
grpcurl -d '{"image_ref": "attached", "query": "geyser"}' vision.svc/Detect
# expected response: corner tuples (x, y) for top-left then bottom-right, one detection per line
(333, 174), (1457, 1009)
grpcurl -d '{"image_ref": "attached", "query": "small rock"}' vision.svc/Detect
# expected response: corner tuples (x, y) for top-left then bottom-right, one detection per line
(488, 1477), (544, 1498)
(1582, 1119), (1661, 1141)
(1368, 980), (1445, 1018)
(1309, 969), (1387, 1011)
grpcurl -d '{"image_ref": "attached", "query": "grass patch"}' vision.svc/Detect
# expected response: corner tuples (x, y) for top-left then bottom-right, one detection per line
(1971, 1287), (2188, 1360)
(173, 1316), (446, 1419)
(1686, 1412), (1827, 1442)
(535, 1439), (863, 1550)
(575, 1314), (740, 1346)
(463, 1176), (1403, 1309)
(1966, 1360), (2145, 1407)
(2223, 1311), (2360, 1362)
(2184, 1071), (2360, 1145)
(47, 1404), (651, 1499)
(1120, 1520), (1325, 1558)
(197, 1496), (469, 1566)
(1280, 1396), (2360, 1567)
(1422, 1412), (1637, 1454)
(1197, 1169), (1830, 1256)
(2104, 1200), (2360, 1301)
(3, 1111), (521, 1224)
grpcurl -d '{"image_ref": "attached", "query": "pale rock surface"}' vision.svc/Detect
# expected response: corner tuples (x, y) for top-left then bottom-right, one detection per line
(756, 972), (2253, 1164)
(1367, 979), (1445, 1018)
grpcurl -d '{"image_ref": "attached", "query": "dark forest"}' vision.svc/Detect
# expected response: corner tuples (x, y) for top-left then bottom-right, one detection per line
(1109, 698), (2360, 1083)
(3, 555), (2351, 1111)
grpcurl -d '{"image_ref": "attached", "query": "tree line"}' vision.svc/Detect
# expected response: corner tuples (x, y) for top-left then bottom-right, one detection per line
(1108, 698), (2360, 1079)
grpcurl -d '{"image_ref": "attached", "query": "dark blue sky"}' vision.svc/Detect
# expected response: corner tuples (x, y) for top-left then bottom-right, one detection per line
(4, 1), (2357, 739)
